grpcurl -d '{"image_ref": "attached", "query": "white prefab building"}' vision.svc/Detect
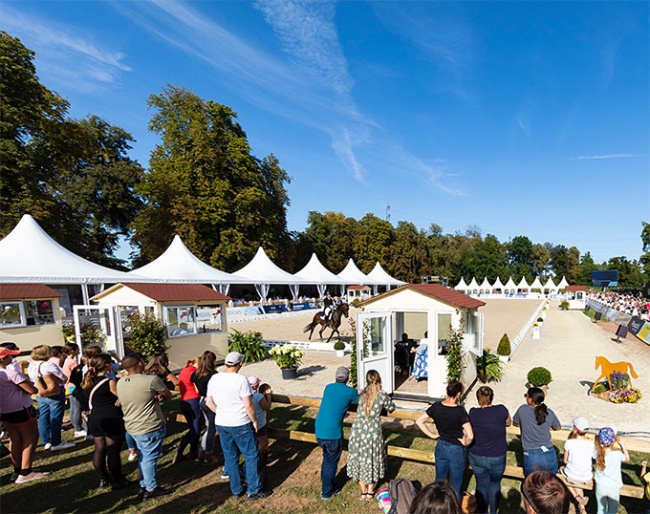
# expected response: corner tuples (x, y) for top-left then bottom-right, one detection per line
(356, 284), (485, 399)
(91, 283), (231, 370)
(0, 284), (65, 351)
(565, 285), (587, 310)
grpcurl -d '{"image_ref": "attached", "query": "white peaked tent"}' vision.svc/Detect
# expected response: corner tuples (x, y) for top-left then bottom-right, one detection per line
(543, 277), (557, 293)
(455, 277), (469, 292)
(478, 277), (492, 294)
(293, 253), (346, 298)
(517, 277), (530, 293)
(0, 214), (141, 302)
(129, 235), (251, 294)
(337, 259), (381, 295)
(492, 276), (505, 293)
(367, 262), (406, 294)
(467, 277), (480, 294)
(557, 276), (569, 290)
(530, 276), (544, 291)
(233, 247), (303, 302)
(504, 277), (517, 294)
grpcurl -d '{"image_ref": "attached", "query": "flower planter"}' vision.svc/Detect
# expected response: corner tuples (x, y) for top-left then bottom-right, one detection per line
(281, 367), (298, 380)
(336, 350), (345, 358)
(498, 355), (510, 363)
(532, 326), (540, 340)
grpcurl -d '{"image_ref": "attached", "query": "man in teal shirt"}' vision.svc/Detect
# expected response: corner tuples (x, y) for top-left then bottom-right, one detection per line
(314, 366), (358, 500)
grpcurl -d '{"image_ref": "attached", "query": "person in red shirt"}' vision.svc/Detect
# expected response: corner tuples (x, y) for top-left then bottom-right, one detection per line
(172, 357), (202, 464)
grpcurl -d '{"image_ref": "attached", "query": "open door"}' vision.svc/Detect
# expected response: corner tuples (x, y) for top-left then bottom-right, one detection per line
(73, 305), (125, 358)
(356, 311), (394, 393)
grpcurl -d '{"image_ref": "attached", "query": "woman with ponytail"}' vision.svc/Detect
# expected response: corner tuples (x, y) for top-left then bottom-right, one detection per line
(82, 353), (128, 490)
(347, 370), (395, 500)
(513, 387), (562, 477)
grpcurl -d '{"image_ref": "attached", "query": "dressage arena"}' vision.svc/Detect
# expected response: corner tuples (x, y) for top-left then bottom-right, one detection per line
(233, 299), (650, 438)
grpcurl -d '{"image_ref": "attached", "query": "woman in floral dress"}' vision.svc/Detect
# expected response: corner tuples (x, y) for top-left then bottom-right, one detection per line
(347, 370), (395, 500)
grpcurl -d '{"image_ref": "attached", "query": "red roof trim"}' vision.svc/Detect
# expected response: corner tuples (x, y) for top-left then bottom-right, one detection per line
(359, 283), (485, 309)
(565, 285), (587, 292)
(116, 283), (231, 302)
(0, 284), (64, 300)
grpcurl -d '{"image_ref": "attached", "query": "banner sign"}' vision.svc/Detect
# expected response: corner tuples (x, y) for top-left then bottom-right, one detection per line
(227, 306), (265, 318)
(262, 304), (287, 314)
(289, 302), (319, 311)
(587, 300), (650, 345)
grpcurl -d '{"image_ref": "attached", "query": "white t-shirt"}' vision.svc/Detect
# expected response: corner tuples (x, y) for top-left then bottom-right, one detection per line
(594, 450), (625, 491)
(564, 438), (595, 482)
(206, 372), (253, 427)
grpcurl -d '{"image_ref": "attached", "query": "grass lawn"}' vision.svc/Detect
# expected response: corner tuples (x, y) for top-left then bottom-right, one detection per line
(1, 400), (647, 513)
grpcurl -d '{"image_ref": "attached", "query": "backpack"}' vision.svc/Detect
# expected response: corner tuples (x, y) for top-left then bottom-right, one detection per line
(387, 478), (417, 514)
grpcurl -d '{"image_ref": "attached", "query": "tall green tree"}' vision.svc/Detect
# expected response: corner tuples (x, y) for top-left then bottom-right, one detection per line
(607, 257), (645, 290)
(579, 252), (599, 285)
(390, 221), (429, 283)
(132, 86), (290, 270)
(0, 32), (143, 267)
(471, 234), (508, 282)
(352, 213), (394, 273)
(304, 211), (356, 272)
(506, 236), (535, 282)
(640, 221), (650, 279)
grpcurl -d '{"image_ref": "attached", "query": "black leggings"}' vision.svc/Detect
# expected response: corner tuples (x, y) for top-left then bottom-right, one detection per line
(93, 434), (125, 482)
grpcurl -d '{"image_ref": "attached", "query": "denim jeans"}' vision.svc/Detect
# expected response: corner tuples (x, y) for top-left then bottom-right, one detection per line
(595, 482), (620, 514)
(200, 398), (217, 455)
(68, 394), (83, 432)
(178, 398), (202, 454)
(469, 453), (506, 513)
(434, 439), (467, 497)
(132, 425), (166, 491)
(125, 431), (136, 451)
(522, 447), (558, 477)
(37, 388), (66, 446)
(216, 423), (261, 496)
(316, 438), (343, 498)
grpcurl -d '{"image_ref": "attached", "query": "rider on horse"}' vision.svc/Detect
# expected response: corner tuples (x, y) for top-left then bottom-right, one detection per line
(322, 291), (334, 324)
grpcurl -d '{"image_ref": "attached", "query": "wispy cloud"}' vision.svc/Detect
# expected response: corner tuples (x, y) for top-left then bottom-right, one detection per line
(573, 153), (645, 160)
(2, 5), (131, 92)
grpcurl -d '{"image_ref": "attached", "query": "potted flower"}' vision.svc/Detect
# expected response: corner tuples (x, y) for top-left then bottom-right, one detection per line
(270, 343), (305, 380)
(476, 349), (504, 383)
(333, 341), (346, 357)
(532, 322), (540, 340)
(541, 307), (547, 320)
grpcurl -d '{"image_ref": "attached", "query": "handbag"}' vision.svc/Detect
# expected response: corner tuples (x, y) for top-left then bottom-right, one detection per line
(36, 363), (62, 398)
(81, 377), (110, 424)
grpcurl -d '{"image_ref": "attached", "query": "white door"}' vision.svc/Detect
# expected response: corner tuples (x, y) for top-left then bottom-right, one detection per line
(356, 311), (394, 393)
(73, 305), (125, 358)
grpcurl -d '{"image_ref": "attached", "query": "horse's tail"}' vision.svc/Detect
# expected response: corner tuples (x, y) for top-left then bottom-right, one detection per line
(628, 363), (639, 379)
(303, 322), (316, 333)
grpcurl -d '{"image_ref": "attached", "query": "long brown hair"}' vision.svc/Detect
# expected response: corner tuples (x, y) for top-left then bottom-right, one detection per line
(359, 370), (382, 416)
(527, 387), (549, 425)
(81, 353), (113, 390)
(594, 437), (614, 471)
(195, 351), (217, 378)
(144, 354), (170, 377)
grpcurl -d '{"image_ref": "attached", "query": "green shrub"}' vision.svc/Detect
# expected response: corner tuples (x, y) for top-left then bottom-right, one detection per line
(592, 382), (609, 394)
(62, 320), (107, 348)
(333, 341), (345, 350)
(125, 313), (168, 359)
(350, 297), (361, 307)
(527, 366), (552, 386)
(559, 300), (570, 311)
(537, 317), (544, 322)
(228, 329), (267, 364)
(446, 323), (465, 383)
(476, 349), (503, 383)
(496, 333), (511, 356)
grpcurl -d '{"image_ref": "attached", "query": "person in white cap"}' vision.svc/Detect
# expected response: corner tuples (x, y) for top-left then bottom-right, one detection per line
(205, 352), (268, 501)
(560, 416), (594, 514)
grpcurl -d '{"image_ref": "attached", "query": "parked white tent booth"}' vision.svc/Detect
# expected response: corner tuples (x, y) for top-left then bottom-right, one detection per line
(503, 277), (517, 295)
(454, 277), (469, 293)
(556, 276), (569, 291)
(529, 276), (544, 296)
(517, 277), (530, 295)
(356, 284), (485, 400)
(491, 277), (505, 295)
(0, 284), (65, 350)
(129, 235), (252, 294)
(565, 285), (587, 309)
(467, 277), (480, 295)
(337, 259), (383, 296)
(543, 277), (557, 295)
(90, 283), (231, 369)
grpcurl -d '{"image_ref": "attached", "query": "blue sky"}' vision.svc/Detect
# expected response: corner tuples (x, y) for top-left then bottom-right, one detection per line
(3, 1), (649, 265)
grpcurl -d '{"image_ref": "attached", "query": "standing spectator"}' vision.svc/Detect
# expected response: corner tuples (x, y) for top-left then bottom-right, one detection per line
(205, 352), (268, 501)
(416, 380), (473, 498)
(560, 417), (594, 514)
(513, 387), (561, 477)
(62, 343), (86, 438)
(593, 427), (629, 514)
(144, 354), (178, 390)
(521, 470), (571, 514)
(639, 460), (650, 514)
(314, 366), (358, 500)
(116, 355), (172, 501)
(172, 357), (202, 464)
(27, 345), (75, 451)
(347, 370), (395, 500)
(248, 376), (272, 489)
(0, 346), (49, 483)
(468, 386), (511, 513)
(191, 351), (219, 466)
(82, 353), (129, 490)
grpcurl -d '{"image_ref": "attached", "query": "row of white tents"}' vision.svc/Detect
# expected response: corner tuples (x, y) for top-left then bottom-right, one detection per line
(0, 215), (405, 302)
(455, 275), (569, 295)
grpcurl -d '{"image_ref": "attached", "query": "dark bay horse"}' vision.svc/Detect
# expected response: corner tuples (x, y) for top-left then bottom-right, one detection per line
(303, 302), (350, 342)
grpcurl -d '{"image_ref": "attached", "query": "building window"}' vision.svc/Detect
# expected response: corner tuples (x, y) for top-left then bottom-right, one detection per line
(164, 306), (196, 337)
(0, 300), (56, 327)
(0, 302), (23, 326)
(195, 305), (224, 333)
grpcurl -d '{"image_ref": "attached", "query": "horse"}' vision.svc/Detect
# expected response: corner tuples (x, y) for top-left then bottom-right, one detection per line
(303, 302), (350, 343)
(591, 355), (639, 392)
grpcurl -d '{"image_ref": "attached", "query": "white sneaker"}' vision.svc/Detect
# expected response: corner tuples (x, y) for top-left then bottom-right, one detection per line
(15, 471), (50, 484)
(128, 452), (138, 462)
(74, 430), (87, 438)
(43, 443), (52, 450)
(50, 442), (75, 451)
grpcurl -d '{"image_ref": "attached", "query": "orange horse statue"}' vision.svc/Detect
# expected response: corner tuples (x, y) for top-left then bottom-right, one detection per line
(591, 355), (639, 392)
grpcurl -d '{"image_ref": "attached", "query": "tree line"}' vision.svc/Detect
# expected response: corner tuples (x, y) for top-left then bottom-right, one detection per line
(2, 32), (648, 290)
